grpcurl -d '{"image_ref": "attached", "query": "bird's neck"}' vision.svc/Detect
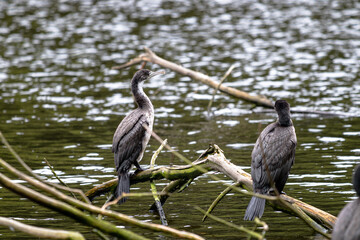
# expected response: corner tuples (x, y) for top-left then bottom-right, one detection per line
(132, 81), (153, 110)
(277, 112), (292, 127)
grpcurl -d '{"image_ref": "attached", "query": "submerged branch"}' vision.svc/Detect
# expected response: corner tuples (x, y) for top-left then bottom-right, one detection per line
(0, 217), (84, 240)
(149, 139), (168, 226)
(195, 207), (265, 240)
(0, 131), (90, 204)
(0, 158), (204, 240)
(202, 182), (241, 222)
(0, 171), (148, 240)
(149, 179), (191, 211)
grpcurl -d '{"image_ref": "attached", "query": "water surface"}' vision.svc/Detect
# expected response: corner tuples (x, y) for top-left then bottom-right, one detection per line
(0, 0), (360, 239)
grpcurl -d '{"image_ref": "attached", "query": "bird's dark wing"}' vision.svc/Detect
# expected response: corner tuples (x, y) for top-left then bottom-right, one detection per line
(112, 110), (149, 173)
(251, 123), (297, 192)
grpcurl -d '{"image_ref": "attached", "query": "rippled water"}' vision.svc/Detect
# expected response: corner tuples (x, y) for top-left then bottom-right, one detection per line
(0, 0), (360, 239)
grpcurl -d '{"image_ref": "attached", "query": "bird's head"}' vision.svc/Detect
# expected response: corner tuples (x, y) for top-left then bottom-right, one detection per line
(132, 69), (165, 84)
(274, 100), (291, 126)
(274, 100), (290, 112)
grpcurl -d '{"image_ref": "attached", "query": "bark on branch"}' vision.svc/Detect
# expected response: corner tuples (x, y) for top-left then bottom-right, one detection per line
(0, 217), (84, 240)
(0, 158), (204, 240)
(86, 144), (336, 232)
(113, 47), (274, 108)
(114, 47), (356, 117)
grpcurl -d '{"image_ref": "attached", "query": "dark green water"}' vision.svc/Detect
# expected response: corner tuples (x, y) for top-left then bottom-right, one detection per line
(0, 0), (360, 239)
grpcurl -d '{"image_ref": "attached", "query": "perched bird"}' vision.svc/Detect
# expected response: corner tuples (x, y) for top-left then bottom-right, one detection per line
(332, 165), (360, 240)
(244, 100), (297, 221)
(112, 69), (164, 204)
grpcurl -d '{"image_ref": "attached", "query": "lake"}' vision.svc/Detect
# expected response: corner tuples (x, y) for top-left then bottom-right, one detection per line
(0, 0), (359, 239)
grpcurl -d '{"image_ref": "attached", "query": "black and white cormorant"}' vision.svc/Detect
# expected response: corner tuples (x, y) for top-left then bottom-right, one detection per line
(112, 69), (164, 204)
(244, 100), (297, 220)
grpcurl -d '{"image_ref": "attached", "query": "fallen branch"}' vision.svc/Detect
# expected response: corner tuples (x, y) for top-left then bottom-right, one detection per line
(113, 47), (274, 108)
(43, 157), (77, 200)
(205, 147), (336, 230)
(114, 47), (357, 117)
(0, 158), (204, 240)
(0, 217), (84, 240)
(86, 144), (336, 233)
(0, 170), (148, 240)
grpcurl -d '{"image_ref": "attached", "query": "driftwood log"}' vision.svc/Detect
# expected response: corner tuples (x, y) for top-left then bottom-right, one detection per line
(86, 144), (335, 238)
(114, 47), (356, 117)
(113, 47), (274, 108)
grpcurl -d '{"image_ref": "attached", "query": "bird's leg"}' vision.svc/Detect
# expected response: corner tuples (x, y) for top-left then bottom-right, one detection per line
(134, 161), (144, 172)
(268, 188), (286, 195)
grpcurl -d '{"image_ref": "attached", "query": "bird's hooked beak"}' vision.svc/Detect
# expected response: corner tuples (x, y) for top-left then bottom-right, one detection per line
(148, 70), (165, 79)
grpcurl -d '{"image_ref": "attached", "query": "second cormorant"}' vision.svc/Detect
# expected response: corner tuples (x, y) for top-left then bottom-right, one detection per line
(332, 164), (360, 240)
(244, 100), (297, 220)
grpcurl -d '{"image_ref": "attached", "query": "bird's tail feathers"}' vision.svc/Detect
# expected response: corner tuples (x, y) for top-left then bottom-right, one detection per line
(244, 196), (266, 221)
(114, 173), (130, 204)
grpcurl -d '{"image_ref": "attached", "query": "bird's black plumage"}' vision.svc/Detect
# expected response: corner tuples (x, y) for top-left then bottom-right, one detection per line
(332, 165), (360, 240)
(112, 69), (163, 204)
(244, 100), (297, 221)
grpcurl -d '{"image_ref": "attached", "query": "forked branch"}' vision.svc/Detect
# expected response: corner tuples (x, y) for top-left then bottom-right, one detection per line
(86, 144), (336, 233)
(113, 47), (274, 108)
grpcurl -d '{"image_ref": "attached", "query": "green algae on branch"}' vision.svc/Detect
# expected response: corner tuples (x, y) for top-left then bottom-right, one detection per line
(0, 217), (85, 240)
(86, 144), (336, 236)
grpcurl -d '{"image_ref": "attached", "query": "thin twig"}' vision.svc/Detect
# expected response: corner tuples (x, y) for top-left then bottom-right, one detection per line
(207, 64), (236, 118)
(43, 158), (77, 199)
(140, 61), (147, 69)
(202, 182), (240, 222)
(150, 139), (168, 225)
(195, 207), (264, 240)
(149, 179), (190, 211)
(0, 131), (90, 204)
(93, 229), (110, 240)
(254, 218), (268, 231)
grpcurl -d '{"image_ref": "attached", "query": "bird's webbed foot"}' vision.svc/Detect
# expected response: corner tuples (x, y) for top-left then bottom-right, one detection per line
(268, 188), (286, 195)
(134, 162), (145, 172)
(268, 188), (276, 196)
